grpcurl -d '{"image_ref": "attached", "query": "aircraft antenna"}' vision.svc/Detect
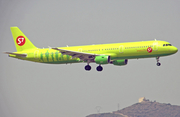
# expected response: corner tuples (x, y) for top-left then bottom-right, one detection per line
(48, 46), (51, 50)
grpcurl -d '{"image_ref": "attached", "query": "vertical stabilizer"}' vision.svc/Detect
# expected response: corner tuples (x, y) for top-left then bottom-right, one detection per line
(10, 27), (37, 52)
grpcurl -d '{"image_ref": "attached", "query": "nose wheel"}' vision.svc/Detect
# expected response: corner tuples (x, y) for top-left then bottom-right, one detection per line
(156, 57), (161, 66)
(157, 62), (161, 66)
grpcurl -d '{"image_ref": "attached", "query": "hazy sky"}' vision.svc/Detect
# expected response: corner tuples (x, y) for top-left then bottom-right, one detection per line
(0, 0), (180, 117)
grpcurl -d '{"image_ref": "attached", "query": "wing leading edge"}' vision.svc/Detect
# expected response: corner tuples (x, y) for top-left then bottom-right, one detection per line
(52, 48), (100, 62)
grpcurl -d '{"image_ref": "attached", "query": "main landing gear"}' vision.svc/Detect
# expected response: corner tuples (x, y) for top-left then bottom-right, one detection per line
(156, 57), (161, 66)
(84, 64), (103, 71)
(96, 65), (103, 72)
(85, 64), (91, 71)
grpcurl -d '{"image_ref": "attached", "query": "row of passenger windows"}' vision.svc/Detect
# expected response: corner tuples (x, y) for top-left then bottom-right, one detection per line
(81, 45), (153, 52)
(81, 44), (172, 52)
(163, 44), (172, 46)
(82, 48), (119, 52)
(125, 45), (153, 49)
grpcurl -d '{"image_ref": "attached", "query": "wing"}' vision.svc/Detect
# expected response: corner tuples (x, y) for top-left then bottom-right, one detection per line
(52, 48), (100, 62)
(4, 52), (27, 58)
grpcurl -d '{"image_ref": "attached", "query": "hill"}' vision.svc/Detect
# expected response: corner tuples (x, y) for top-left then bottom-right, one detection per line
(86, 98), (180, 117)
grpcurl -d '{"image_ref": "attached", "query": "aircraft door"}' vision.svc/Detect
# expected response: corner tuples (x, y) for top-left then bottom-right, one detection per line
(34, 50), (39, 59)
(119, 45), (124, 53)
(153, 42), (158, 51)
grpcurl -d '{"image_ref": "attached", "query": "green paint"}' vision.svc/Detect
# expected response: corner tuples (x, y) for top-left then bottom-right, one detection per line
(51, 52), (54, 62)
(61, 54), (64, 61)
(40, 52), (44, 62)
(66, 55), (70, 60)
(55, 51), (59, 61)
(45, 50), (49, 61)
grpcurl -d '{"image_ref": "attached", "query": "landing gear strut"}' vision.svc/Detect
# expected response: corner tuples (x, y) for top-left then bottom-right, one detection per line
(96, 65), (103, 72)
(156, 57), (161, 66)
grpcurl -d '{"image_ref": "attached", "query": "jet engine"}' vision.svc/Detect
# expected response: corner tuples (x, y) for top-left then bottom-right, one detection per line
(95, 55), (110, 64)
(111, 59), (128, 66)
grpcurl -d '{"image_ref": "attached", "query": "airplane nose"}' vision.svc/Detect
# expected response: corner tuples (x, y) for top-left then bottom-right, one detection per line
(172, 46), (178, 53)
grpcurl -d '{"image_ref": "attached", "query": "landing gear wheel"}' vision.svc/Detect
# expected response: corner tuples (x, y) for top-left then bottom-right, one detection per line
(157, 62), (161, 66)
(96, 66), (103, 71)
(85, 65), (91, 71)
(156, 57), (161, 66)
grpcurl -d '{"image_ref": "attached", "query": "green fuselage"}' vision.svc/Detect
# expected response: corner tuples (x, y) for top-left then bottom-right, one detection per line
(10, 40), (178, 64)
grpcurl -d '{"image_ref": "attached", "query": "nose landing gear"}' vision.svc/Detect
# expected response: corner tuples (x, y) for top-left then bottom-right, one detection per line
(157, 62), (161, 66)
(156, 57), (161, 66)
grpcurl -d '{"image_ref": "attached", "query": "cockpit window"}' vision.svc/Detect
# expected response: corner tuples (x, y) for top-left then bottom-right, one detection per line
(167, 44), (172, 46)
(163, 44), (172, 46)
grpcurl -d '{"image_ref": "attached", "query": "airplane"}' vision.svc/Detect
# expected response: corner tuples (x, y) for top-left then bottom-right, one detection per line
(4, 27), (178, 71)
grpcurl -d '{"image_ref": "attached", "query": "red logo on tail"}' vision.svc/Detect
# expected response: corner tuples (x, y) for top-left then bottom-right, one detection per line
(147, 47), (152, 53)
(16, 36), (26, 46)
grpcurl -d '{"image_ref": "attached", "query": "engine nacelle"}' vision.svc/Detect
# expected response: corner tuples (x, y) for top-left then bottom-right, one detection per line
(95, 55), (110, 64)
(112, 59), (128, 66)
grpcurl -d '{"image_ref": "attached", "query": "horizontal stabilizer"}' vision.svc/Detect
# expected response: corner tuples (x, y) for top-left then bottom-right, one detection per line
(4, 52), (27, 58)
